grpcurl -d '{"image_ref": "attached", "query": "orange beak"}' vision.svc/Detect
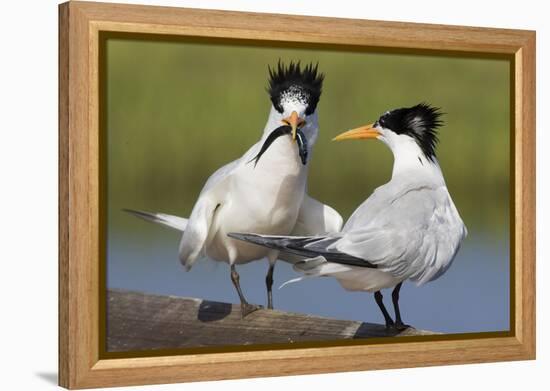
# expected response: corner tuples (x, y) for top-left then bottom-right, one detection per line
(282, 111), (305, 140)
(332, 123), (381, 141)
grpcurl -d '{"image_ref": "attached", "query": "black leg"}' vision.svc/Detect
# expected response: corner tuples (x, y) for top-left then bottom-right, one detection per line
(374, 290), (394, 328)
(230, 264), (261, 318)
(265, 263), (275, 309)
(391, 282), (410, 330)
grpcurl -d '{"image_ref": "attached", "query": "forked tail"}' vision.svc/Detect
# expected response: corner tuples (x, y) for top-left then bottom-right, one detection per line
(123, 209), (188, 232)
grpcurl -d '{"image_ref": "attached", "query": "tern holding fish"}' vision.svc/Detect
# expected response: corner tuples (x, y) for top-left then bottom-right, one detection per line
(126, 62), (342, 317)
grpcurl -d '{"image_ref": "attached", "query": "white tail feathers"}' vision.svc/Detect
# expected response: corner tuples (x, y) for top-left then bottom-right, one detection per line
(279, 276), (308, 289)
(280, 256), (338, 289)
(292, 256), (328, 273)
(123, 209), (188, 232)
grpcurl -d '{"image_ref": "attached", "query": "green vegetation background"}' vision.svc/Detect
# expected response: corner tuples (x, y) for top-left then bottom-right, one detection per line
(106, 38), (510, 237)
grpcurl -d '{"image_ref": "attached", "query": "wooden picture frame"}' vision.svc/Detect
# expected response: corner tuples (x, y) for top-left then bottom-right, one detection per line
(59, 1), (536, 389)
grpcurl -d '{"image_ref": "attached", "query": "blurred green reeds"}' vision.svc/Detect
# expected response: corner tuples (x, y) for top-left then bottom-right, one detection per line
(106, 38), (510, 237)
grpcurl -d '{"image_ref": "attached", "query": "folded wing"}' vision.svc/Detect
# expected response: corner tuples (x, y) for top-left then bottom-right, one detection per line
(335, 185), (467, 284)
(270, 194), (343, 264)
(227, 232), (376, 268)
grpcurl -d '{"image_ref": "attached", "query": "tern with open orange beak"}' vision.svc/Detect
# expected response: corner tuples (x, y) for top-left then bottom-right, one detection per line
(230, 103), (467, 329)
(124, 61), (342, 318)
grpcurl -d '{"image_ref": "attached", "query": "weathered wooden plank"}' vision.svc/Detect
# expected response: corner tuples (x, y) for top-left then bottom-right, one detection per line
(107, 289), (437, 352)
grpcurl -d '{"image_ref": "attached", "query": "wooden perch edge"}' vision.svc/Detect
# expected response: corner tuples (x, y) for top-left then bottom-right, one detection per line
(107, 289), (438, 352)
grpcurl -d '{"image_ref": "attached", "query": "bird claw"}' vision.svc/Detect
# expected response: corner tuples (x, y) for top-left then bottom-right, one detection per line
(384, 321), (411, 333)
(240, 303), (263, 318)
(392, 322), (412, 332)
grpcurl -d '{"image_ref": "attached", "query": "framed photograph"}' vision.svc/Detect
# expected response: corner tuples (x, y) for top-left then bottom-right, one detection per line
(59, 1), (535, 389)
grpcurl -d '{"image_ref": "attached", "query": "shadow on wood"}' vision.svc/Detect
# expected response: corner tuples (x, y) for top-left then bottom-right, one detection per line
(107, 289), (438, 352)
(198, 300), (233, 322)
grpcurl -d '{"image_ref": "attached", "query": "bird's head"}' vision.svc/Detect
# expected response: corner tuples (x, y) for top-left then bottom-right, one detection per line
(268, 61), (323, 137)
(251, 61), (324, 167)
(333, 103), (443, 162)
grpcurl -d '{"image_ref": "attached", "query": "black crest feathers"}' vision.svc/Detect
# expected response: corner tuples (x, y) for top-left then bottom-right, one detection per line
(378, 103), (444, 161)
(267, 61), (324, 115)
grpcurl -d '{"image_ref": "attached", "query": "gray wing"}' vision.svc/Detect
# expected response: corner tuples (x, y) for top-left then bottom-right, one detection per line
(274, 194), (343, 264)
(334, 184), (467, 285)
(227, 233), (377, 268)
(123, 209), (188, 232)
(291, 194), (343, 235)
